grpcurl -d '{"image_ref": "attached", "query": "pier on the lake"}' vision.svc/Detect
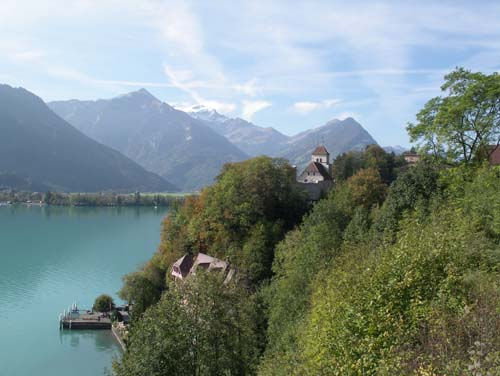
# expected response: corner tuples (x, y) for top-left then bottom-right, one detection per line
(59, 303), (111, 330)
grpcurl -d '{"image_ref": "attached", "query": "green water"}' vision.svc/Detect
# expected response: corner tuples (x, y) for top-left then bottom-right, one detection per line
(0, 204), (169, 376)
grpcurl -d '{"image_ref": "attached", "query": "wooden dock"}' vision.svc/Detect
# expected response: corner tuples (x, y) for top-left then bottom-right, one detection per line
(60, 311), (111, 330)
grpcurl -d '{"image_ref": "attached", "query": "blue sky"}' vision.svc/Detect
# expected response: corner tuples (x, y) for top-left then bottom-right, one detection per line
(1, 0), (500, 146)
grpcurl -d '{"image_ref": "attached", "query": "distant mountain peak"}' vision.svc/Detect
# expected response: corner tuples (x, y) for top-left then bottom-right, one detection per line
(0, 84), (177, 192)
(48, 91), (247, 191)
(119, 88), (158, 102)
(188, 105), (230, 124)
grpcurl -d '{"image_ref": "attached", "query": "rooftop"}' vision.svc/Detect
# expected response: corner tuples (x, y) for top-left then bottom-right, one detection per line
(303, 161), (332, 180)
(312, 145), (329, 155)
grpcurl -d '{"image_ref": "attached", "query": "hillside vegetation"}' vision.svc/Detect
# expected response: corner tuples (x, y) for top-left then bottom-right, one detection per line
(114, 68), (500, 375)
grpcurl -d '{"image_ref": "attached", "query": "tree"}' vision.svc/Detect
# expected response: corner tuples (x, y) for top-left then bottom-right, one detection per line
(43, 191), (52, 204)
(114, 272), (260, 376)
(93, 294), (115, 312)
(407, 67), (500, 164)
(134, 191), (141, 205)
(118, 267), (163, 319)
(156, 156), (308, 288)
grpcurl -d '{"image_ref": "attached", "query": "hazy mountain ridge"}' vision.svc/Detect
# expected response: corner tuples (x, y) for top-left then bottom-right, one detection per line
(279, 118), (378, 170)
(50, 90), (378, 191)
(189, 107), (288, 156)
(49, 90), (248, 191)
(0, 85), (176, 192)
(189, 108), (378, 169)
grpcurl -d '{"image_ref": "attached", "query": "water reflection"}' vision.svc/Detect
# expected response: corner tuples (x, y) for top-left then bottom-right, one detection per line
(59, 330), (119, 352)
(0, 205), (167, 376)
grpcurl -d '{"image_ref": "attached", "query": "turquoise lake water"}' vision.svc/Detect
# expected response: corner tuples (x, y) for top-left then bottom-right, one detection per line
(0, 205), (169, 376)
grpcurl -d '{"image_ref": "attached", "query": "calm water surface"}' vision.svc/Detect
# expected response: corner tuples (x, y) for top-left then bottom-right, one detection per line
(0, 205), (169, 376)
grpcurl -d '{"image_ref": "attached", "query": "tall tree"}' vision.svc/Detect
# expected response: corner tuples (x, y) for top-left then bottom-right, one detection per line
(407, 68), (500, 163)
(114, 272), (260, 376)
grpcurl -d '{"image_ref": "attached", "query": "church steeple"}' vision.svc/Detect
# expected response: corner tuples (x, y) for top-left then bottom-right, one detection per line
(311, 145), (330, 170)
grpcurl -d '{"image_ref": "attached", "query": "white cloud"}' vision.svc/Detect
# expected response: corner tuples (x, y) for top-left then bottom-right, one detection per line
(241, 100), (272, 121)
(163, 64), (236, 114)
(292, 99), (341, 114)
(8, 50), (44, 63)
(1, 0), (499, 143)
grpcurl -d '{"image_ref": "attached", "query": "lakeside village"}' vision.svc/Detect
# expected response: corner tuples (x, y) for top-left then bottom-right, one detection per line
(58, 144), (500, 351)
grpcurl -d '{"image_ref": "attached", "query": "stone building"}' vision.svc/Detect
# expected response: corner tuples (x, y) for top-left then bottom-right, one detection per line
(297, 145), (332, 183)
(403, 152), (421, 165)
(296, 145), (334, 201)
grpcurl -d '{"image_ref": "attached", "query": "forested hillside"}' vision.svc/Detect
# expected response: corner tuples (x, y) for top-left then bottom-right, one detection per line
(114, 68), (500, 375)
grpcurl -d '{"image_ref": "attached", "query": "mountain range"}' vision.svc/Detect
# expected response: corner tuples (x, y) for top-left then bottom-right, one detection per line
(49, 90), (247, 191)
(2, 84), (381, 193)
(0, 85), (176, 192)
(50, 90), (380, 190)
(189, 106), (377, 171)
(188, 105), (289, 156)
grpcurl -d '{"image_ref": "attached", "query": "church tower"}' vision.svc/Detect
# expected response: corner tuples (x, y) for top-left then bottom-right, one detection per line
(297, 145), (332, 184)
(311, 145), (330, 172)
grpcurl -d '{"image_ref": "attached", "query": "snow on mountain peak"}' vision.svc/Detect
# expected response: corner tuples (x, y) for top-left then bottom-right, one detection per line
(188, 105), (229, 124)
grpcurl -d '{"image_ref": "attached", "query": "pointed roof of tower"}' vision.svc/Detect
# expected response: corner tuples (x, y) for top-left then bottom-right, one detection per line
(312, 145), (329, 155)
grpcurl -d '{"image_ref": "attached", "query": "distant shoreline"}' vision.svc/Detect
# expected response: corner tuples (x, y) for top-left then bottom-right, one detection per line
(0, 191), (192, 207)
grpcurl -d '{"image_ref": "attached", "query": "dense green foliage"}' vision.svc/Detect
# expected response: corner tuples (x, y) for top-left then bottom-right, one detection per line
(118, 156), (308, 317)
(93, 294), (115, 312)
(115, 69), (500, 376)
(114, 273), (260, 376)
(332, 144), (406, 184)
(294, 166), (500, 375)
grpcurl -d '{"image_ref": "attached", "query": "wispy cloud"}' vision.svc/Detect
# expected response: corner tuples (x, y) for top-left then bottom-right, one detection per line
(1, 0), (499, 144)
(8, 50), (44, 63)
(241, 100), (272, 121)
(292, 99), (341, 114)
(163, 64), (236, 114)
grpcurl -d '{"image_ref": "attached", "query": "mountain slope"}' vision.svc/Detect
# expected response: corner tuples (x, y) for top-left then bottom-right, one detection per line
(0, 85), (176, 192)
(280, 117), (378, 170)
(49, 90), (248, 191)
(189, 106), (288, 156)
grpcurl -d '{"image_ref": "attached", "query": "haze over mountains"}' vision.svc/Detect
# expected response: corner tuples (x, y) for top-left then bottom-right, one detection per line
(49, 90), (248, 191)
(0, 85), (176, 192)
(50, 89), (381, 190)
(189, 106), (378, 170)
(189, 105), (289, 156)
(2, 84), (382, 193)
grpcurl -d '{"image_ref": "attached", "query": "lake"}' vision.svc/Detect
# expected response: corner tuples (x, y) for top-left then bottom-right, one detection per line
(0, 204), (169, 376)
